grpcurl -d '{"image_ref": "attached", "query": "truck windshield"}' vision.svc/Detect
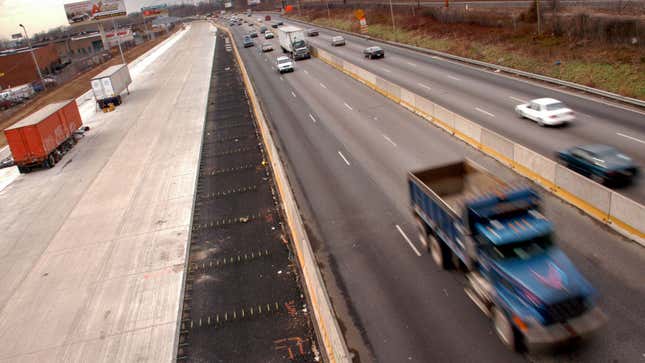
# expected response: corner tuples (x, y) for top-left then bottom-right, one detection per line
(293, 40), (306, 49)
(481, 235), (553, 261)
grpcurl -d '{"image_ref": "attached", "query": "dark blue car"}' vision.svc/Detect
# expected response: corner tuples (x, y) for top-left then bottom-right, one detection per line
(557, 144), (638, 185)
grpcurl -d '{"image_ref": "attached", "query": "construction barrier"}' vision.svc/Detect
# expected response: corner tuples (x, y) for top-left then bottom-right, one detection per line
(311, 45), (645, 245)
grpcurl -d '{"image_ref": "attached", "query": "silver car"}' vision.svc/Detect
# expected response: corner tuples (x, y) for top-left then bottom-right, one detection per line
(331, 36), (346, 46)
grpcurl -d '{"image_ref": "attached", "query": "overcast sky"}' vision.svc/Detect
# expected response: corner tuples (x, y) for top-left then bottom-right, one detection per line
(0, 0), (189, 40)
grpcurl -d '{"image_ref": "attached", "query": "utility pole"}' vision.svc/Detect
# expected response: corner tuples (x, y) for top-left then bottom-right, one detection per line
(536, 0), (542, 35)
(112, 19), (126, 64)
(19, 24), (45, 89)
(325, 0), (331, 18)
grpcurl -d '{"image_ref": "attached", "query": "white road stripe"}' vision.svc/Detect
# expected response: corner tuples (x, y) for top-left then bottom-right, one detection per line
(431, 56), (440, 60)
(382, 68), (392, 73)
(407, 62), (417, 67)
(382, 134), (397, 147)
(396, 225), (421, 257)
(475, 107), (495, 118)
(447, 75), (460, 81)
(291, 91), (297, 98)
(309, 113), (316, 123)
(417, 83), (432, 90)
(617, 132), (645, 144)
(509, 96), (527, 103)
(338, 151), (350, 166)
(320, 82), (327, 89)
(303, 69), (309, 75)
(344, 102), (353, 111)
(280, 76), (284, 81)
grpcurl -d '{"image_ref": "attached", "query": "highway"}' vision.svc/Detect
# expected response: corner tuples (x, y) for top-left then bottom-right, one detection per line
(227, 22), (645, 362)
(301, 0), (634, 9)
(266, 14), (645, 203)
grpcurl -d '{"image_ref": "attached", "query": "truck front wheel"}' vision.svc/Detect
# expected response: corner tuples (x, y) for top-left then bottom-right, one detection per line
(493, 307), (519, 351)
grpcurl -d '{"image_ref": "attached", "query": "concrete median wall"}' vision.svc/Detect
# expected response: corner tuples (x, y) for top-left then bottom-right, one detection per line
(309, 44), (645, 245)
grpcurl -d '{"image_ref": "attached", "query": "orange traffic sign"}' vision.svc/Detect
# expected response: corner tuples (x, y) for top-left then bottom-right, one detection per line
(354, 9), (365, 20)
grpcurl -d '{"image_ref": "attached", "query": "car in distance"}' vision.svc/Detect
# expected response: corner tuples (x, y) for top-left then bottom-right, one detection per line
(276, 21), (284, 26)
(276, 56), (294, 74)
(243, 36), (254, 48)
(271, 23), (279, 28)
(264, 31), (274, 39)
(259, 25), (268, 33)
(249, 32), (258, 38)
(331, 36), (346, 46)
(265, 15), (271, 21)
(557, 144), (638, 185)
(364, 46), (385, 59)
(515, 98), (575, 126)
(306, 28), (319, 36)
(261, 42), (274, 52)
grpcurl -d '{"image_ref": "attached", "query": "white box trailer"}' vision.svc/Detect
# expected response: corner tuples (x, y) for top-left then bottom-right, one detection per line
(91, 64), (132, 108)
(277, 26), (310, 60)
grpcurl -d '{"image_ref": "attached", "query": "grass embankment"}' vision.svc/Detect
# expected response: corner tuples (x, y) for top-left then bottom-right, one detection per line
(293, 13), (645, 100)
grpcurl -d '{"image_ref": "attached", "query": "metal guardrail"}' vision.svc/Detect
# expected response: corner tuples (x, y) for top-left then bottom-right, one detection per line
(283, 16), (645, 108)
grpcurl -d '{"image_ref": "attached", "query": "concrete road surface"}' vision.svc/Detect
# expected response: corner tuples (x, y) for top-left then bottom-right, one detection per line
(0, 22), (214, 362)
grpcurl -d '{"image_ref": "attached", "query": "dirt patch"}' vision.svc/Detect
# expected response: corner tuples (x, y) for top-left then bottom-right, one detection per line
(291, 8), (645, 100)
(0, 30), (177, 147)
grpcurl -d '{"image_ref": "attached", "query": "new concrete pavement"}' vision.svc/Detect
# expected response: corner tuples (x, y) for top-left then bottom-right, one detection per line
(230, 23), (645, 362)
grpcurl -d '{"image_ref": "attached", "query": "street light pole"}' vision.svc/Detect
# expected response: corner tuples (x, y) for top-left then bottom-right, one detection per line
(388, 0), (396, 39)
(325, 0), (331, 19)
(112, 19), (126, 65)
(19, 24), (46, 89)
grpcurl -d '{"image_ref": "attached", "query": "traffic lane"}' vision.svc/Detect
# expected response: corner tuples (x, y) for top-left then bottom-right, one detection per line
(232, 26), (525, 362)
(277, 13), (644, 132)
(232, 24), (645, 361)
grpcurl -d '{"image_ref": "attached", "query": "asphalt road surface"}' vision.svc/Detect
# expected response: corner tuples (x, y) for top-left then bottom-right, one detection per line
(266, 14), (645, 204)
(228, 23), (645, 362)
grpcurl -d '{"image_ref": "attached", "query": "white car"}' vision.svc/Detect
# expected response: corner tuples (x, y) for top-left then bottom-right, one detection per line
(276, 56), (294, 74)
(515, 98), (575, 126)
(264, 31), (274, 39)
(331, 36), (346, 46)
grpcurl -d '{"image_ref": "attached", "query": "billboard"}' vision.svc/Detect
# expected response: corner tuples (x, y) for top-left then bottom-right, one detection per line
(64, 0), (127, 25)
(11, 33), (23, 39)
(142, 4), (169, 19)
(224, 2), (233, 8)
(105, 29), (134, 47)
(248, 0), (261, 5)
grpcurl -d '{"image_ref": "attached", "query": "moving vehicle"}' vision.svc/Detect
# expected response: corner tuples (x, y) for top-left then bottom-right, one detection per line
(331, 36), (345, 46)
(4, 100), (83, 173)
(265, 15), (271, 21)
(306, 28), (319, 36)
(262, 42), (274, 52)
(276, 56), (294, 73)
(91, 64), (131, 109)
(557, 145), (638, 185)
(515, 98), (575, 126)
(271, 23), (279, 29)
(276, 21), (284, 26)
(265, 31), (274, 39)
(249, 32), (258, 38)
(409, 159), (606, 351)
(243, 36), (254, 47)
(364, 46), (385, 59)
(277, 26), (311, 60)
(259, 25), (268, 33)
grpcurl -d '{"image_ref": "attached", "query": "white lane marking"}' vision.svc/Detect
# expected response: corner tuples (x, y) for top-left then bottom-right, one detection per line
(291, 91), (297, 98)
(431, 56), (440, 60)
(417, 83), (432, 90)
(396, 225), (421, 257)
(309, 113), (317, 123)
(382, 68), (392, 73)
(447, 75), (460, 81)
(303, 69), (309, 75)
(280, 76), (284, 81)
(475, 107), (496, 118)
(382, 134), (397, 147)
(319, 82), (327, 89)
(616, 132), (645, 144)
(344, 102), (353, 111)
(407, 62), (417, 67)
(509, 96), (527, 103)
(338, 151), (351, 166)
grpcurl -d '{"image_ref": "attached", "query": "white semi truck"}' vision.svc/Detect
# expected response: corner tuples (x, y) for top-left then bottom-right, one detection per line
(277, 26), (310, 60)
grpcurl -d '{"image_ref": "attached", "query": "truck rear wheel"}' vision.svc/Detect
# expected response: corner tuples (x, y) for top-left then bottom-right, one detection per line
(415, 217), (429, 251)
(429, 234), (452, 270)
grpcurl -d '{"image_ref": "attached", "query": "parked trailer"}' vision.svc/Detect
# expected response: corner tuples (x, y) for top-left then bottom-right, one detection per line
(91, 64), (132, 108)
(409, 160), (606, 351)
(4, 100), (83, 173)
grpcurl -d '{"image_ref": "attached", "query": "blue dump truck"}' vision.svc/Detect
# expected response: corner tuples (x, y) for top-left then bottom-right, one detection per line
(409, 160), (606, 351)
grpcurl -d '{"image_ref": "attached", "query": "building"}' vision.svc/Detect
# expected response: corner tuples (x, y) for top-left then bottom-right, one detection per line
(0, 44), (60, 90)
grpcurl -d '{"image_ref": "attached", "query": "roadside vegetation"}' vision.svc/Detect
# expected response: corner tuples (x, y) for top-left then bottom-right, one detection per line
(291, 8), (645, 100)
